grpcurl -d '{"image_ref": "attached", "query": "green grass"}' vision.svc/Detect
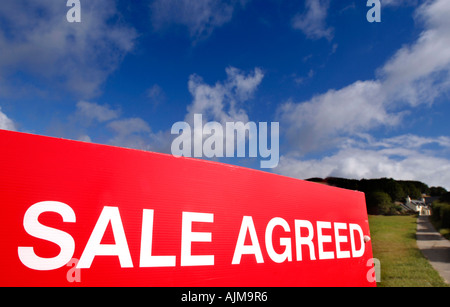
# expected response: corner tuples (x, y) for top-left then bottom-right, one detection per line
(440, 228), (450, 240)
(368, 215), (449, 287)
(430, 218), (450, 240)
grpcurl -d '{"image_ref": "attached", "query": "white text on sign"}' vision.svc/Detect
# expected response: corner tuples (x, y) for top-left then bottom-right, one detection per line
(18, 201), (366, 271)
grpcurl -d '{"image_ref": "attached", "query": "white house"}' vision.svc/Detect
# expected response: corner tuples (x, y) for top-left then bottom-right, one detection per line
(405, 196), (430, 215)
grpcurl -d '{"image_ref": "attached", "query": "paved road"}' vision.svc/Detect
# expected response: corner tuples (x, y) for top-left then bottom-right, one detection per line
(416, 216), (450, 284)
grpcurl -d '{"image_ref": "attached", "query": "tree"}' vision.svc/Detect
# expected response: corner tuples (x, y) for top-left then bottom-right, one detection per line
(401, 182), (422, 200)
(430, 186), (447, 197)
(440, 192), (450, 203)
(366, 191), (394, 215)
(399, 180), (429, 198)
(325, 177), (359, 191)
(359, 178), (405, 202)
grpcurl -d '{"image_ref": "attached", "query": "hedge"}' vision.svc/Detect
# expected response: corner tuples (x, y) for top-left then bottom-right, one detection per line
(432, 202), (450, 229)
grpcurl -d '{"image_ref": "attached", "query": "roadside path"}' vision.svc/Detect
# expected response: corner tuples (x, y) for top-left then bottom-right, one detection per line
(416, 216), (450, 284)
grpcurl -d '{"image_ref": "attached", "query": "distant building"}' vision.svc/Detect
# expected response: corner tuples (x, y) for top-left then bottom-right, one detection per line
(405, 196), (431, 215)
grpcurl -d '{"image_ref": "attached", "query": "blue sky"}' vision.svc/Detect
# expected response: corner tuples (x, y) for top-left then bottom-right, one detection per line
(1, 0), (450, 189)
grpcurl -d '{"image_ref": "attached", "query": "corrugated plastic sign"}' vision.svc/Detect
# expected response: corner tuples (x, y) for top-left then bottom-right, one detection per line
(0, 130), (375, 286)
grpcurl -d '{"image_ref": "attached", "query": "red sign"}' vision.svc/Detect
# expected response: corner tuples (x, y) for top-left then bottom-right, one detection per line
(0, 130), (375, 286)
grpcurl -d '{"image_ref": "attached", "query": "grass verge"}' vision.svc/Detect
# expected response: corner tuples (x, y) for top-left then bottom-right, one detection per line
(368, 215), (448, 287)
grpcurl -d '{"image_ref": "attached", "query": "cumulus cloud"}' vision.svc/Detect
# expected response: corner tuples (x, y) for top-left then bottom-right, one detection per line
(276, 0), (450, 188)
(57, 66), (264, 157)
(279, 0), (450, 154)
(184, 66), (264, 156)
(378, 0), (450, 106)
(275, 134), (450, 190)
(0, 0), (137, 98)
(292, 0), (334, 40)
(72, 101), (164, 152)
(278, 80), (400, 154)
(0, 107), (16, 131)
(108, 118), (151, 136)
(76, 101), (120, 123)
(186, 66), (264, 124)
(107, 117), (155, 150)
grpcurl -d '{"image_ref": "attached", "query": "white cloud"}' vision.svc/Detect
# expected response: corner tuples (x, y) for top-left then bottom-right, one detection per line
(278, 80), (400, 154)
(107, 118), (157, 150)
(77, 135), (92, 143)
(0, 0), (137, 98)
(181, 66), (264, 159)
(225, 67), (265, 101)
(186, 66), (264, 124)
(292, 0), (334, 40)
(379, 0), (450, 106)
(150, 0), (246, 41)
(0, 107), (16, 131)
(76, 101), (120, 123)
(279, 0), (450, 155)
(275, 134), (450, 189)
(72, 100), (173, 153)
(373, 134), (450, 150)
(276, 0), (450, 188)
(108, 118), (152, 136)
(64, 67), (264, 156)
